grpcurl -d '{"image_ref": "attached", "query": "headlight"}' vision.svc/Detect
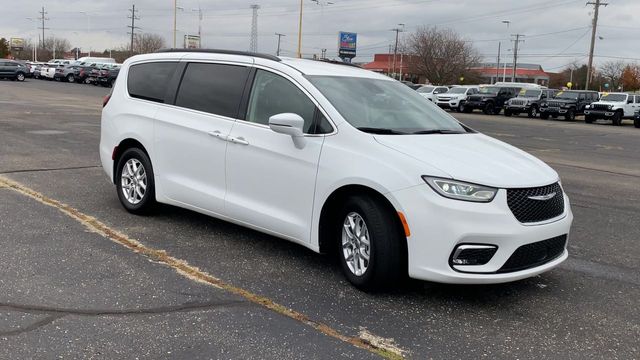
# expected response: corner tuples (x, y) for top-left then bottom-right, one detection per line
(608, 105), (613, 110)
(585, 105), (591, 109)
(422, 177), (497, 202)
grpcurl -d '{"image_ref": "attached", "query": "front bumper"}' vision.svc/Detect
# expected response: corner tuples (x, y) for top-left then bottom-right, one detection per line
(540, 107), (568, 115)
(389, 184), (573, 284)
(436, 100), (461, 109)
(505, 104), (531, 112)
(584, 109), (615, 118)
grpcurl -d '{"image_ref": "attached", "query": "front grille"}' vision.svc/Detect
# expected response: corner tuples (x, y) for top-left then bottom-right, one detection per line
(438, 97), (451, 101)
(547, 101), (563, 108)
(592, 104), (610, 111)
(507, 183), (564, 223)
(510, 99), (527, 106)
(498, 235), (567, 273)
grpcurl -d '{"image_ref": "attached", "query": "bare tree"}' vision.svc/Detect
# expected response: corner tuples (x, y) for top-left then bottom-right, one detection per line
(599, 60), (626, 90)
(134, 33), (166, 55)
(406, 27), (481, 85)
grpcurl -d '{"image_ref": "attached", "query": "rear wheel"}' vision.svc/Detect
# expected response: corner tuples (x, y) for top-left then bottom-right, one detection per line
(115, 148), (157, 214)
(336, 195), (406, 290)
(611, 111), (623, 126)
(66, 74), (75, 83)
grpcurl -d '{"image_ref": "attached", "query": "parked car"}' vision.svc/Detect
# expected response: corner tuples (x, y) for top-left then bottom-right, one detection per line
(74, 63), (99, 84)
(40, 63), (61, 80)
(54, 65), (82, 82)
(0, 59), (29, 81)
(417, 85), (449, 101)
(584, 93), (640, 126)
(26, 61), (45, 78)
(504, 89), (558, 118)
(401, 81), (422, 90)
(465, 85), (522, 115)
(435, 86), (479, 112)
(539, 90), (599, 120)
(100, 50), (573, 290)
(98, 65), (121, 87)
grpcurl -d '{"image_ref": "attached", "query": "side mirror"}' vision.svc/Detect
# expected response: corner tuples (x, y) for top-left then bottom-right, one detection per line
(269, 113), (306, 148)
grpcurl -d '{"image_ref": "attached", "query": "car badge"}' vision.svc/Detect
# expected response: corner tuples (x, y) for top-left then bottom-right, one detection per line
(528, 192), (556, 201)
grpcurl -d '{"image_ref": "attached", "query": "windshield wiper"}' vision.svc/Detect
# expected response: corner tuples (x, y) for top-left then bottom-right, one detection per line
(410, 129), (466, 135)
(356, 127), (408, 135)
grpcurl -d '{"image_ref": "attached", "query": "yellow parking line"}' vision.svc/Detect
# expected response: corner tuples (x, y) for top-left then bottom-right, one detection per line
(0, 175), (406, 360)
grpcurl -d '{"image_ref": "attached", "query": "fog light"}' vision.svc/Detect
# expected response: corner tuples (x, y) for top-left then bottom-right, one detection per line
(451, 245), (498, 266)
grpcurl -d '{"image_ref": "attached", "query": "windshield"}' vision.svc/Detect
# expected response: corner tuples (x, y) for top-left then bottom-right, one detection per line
(554, 91), (579, 100)
(521, 90), (541, 97)
(417, 86), (434, 93)
(479, 87), (499, 95)
(600, 93), (627, 102)
(308, 76), (467, 134)
(448, 87), (469, 94)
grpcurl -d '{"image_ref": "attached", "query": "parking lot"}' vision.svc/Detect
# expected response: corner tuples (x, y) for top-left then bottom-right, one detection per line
(1, 79), (639, 359)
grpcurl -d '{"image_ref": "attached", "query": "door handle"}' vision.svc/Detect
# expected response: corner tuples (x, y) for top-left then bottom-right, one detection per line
(207, 131), (228, 141)
(228, 136), (249, 145)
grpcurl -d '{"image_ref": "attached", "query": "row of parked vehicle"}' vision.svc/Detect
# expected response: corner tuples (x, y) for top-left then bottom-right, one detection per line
(412, 82), (640, 128)
(21, 57), (121, 87)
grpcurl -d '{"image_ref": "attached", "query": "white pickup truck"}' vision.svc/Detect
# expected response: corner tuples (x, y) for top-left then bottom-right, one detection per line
(584, 93), (640, 126)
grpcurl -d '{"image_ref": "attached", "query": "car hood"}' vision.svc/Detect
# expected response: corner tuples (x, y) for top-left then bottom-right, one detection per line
(374, 133), (558, 188)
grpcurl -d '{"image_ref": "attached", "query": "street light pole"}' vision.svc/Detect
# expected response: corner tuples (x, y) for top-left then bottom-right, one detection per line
(297, 0), (303, 58)
(173, 0), (178, 48)
(501, 20), (510, 82)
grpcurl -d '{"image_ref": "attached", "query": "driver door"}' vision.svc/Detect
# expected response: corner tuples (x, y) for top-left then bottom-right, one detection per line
(224, 69), (329, 243)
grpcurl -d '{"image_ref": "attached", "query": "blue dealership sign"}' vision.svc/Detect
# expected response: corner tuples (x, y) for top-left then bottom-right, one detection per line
(338, 32), (357, 59)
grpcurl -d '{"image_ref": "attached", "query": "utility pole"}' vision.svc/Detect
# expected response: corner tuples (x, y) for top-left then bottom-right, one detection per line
(127, 4), (140, 56)
(586, 0), (608, 90)
(391, 27), (403, 80)
(275, 33), (285, 56)
(297, 0), (303, 58)
(511, 34), (524, 82)
(495, 42), (501, 84)
(38, 7), (49, 49)
(249, 5), (260, 52)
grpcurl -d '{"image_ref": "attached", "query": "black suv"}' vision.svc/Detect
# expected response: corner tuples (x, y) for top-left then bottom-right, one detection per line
(539, 90), (599, 121)
(0, 60), (28, 81)
(465, 86), (521, 115)
(504, 89), (558, 118)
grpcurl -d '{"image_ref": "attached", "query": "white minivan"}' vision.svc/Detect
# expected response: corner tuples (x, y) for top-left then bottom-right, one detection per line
(100, 50), (573, 290)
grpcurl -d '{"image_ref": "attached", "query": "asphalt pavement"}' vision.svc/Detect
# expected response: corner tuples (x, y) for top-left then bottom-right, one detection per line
(0, 79), (638, 359)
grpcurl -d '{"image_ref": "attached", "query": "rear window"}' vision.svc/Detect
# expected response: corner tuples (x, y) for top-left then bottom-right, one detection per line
(174, 62), (250, 118)
(127, 62), (178, 103)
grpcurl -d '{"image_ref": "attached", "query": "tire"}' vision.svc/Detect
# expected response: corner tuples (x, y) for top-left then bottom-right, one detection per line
(115, 148), (157, 214)
(635, 117), (640, 128)
(109, 78), (115, 88)
(585, 115), (595, 124)
(564, 109), (575, 121)
(611, 111), (622, 126)
(504, 109), (512, 117)
(540, 113), (549, 120)
(336, 195), (406, 290)
(16, 72), (25, 82)
(528, 106), (538, 118)
(483, 102), (495, 115)
(66, 74), (75, 83)
(457, 103), (465, 113)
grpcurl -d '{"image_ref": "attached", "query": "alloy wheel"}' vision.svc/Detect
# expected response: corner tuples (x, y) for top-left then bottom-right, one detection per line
(120, 158), (147, 205)
(341, 212), (371, 277)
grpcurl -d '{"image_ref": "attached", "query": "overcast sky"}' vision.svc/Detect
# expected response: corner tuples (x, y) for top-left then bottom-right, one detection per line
(3, 0), (639, 71)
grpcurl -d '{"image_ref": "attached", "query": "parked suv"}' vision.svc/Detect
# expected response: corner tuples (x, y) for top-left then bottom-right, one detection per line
(539, 90), (599, 121)
(436, 86), (479, 112)
(465, 85), (521, 115)
(0, 60), (28, 81)
(54, 65), (82, 82)
(584, 93), (640, 126)
(101, 49), (572, 290)
(98, 64), (121, 87)
(417, 85), (449, 102)
(504, 89), (558, 118)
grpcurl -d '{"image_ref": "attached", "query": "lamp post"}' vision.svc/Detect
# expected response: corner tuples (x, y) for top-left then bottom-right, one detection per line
(398, 23), (405, 81)
(501, 20), (510, 82)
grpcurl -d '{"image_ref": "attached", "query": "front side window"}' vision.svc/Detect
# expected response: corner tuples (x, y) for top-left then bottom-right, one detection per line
(128, 62), (178, 103)
(554, 91), (579, 100)
(600, 93), (627, 102)
(308, 75), (466, 134)
(479, 87), (499, 95)
(175, 62), (250, 118)
(246, 70), (316, 133)
(417, 86), (434, 94)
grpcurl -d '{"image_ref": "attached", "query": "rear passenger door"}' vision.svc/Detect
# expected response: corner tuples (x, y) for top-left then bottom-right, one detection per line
(224, 68), (330, 243)
(153, 61), (251, 215)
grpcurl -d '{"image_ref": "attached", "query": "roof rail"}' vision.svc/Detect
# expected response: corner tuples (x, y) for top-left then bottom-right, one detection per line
(315, 58), (362, 68)
(155, 48), (281, 62)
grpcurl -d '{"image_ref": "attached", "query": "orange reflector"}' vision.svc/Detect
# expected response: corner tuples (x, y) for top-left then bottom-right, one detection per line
(397, 212), (411, 237)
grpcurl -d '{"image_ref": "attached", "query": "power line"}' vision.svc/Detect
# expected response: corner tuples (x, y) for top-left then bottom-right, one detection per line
(585, 0), (608, 89)
(127, 4), (140, 55)
(38, 7), (50, 48)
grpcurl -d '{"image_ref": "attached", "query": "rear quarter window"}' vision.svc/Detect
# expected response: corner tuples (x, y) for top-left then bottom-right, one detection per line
(127, 62), (179, 103)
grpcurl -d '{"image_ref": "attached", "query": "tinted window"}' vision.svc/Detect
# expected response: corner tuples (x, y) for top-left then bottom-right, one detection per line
(315, 112), (334, 134)
(175, 63), (249, 118)
(246, 69), (316, 133)
(128, 62), (178, 103)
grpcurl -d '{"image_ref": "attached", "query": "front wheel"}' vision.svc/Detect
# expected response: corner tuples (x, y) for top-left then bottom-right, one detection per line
(565, 109), (575, 121)
(336, 196), (406, 290)
(457, 103), (465, 113)
(16, 73), (25, 82)
(67, 74), (75, 83)
(483, 103), (495, 115)
(611, 111), (622, 126)
(585, 115), (595, 124)
(635, 117), (640, 128)
(504, 109), (512, 117)
(540, 113), (550, 120)
(115, 148), (156, 214)
(528, 106), (538, 118)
